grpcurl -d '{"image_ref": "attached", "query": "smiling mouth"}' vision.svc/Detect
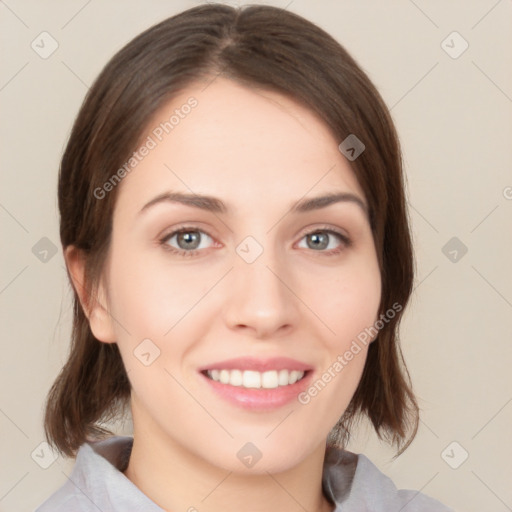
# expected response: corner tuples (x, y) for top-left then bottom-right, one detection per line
(201, 368), (310, 389)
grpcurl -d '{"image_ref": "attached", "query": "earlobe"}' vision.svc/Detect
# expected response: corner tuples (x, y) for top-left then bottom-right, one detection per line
(64, 245), (117, 344)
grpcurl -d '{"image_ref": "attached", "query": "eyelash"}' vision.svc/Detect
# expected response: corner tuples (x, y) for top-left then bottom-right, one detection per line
(158, 224), (352, 258)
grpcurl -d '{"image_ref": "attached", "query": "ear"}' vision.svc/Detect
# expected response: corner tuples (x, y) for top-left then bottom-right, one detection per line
(64, 245), (117, 344)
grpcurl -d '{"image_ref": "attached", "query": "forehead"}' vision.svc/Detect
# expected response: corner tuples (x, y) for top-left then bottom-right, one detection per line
(115, 77), (365, 215)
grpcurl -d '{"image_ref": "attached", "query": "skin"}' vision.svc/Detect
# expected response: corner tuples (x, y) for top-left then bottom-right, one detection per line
(67, 77), (381, 512)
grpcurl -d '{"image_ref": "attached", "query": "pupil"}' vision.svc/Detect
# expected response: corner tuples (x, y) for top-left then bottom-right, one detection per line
(176, 231), (329, 251)
(308, 232), (328, 250)
(178, 231), (200, 249)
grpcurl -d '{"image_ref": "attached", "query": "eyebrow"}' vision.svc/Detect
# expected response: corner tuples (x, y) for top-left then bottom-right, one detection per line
(139, 190), (369, 218)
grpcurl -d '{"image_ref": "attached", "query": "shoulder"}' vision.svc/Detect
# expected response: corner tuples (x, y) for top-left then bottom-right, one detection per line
(34, 436), (163, 512)
(347, 453), (454, 511)
(323, 446), (454, 511)
(34, 483), (91, 511)
(34, 442), (101, 512)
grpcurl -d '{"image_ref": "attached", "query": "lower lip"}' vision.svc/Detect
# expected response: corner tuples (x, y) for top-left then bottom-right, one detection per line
(199, 371), (314, 411)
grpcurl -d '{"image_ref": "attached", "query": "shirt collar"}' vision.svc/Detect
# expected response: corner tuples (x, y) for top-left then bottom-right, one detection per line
(73, 435), (358, 511)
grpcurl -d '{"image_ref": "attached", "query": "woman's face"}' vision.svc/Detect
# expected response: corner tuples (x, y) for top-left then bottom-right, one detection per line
(93, 77), (381, 473)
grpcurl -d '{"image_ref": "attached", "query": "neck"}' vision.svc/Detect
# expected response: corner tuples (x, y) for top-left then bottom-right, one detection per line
(123, 426), (336, 512)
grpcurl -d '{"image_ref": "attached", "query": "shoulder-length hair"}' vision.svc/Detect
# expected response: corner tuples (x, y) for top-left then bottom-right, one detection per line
(44, 3), (419, 458)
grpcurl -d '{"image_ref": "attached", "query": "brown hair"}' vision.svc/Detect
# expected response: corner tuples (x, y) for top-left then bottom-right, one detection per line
(44, 3), (419, 458)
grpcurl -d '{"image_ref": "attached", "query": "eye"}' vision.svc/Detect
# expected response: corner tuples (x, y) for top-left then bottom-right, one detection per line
(159, 227), (215, 257)
(296, 228), (351, 255)
(158, 225), (352, 258)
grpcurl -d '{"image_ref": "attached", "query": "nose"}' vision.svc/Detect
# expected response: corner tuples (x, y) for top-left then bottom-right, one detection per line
(222, 244), (301, 339)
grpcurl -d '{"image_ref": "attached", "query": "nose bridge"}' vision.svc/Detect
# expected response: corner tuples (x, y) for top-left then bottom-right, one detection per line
(223, 233), (299, 336)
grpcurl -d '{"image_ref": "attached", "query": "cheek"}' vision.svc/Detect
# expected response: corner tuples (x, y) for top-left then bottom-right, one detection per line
(107, 246), (218, 339)
(296, 257), (380, 425)
(304, 255), (381, 348)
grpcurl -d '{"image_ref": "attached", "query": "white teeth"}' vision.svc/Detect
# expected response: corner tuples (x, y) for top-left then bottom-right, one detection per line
(278, 369), (289, 386)
(261, 371), (278, 389)
(289, 370), (301, 384)
(206, 369), (306, 388)
(229, 369), (243, 386)
(243, 370), (261, 388)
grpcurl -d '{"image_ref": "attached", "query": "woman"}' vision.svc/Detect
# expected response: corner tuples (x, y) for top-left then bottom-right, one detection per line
(36, 4), (452, 511)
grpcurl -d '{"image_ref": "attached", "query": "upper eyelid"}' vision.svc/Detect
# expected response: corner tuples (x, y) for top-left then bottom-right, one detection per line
(160, 224), (350, 247)
(160, 227), (214, 246)
(161, 224), (348, 237)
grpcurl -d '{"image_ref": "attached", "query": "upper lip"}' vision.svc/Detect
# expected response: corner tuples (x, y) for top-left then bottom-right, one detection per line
(198, 356), (313, 373)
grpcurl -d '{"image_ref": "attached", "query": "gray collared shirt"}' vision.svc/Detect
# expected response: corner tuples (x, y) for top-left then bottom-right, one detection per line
(35, 436), (453, 511)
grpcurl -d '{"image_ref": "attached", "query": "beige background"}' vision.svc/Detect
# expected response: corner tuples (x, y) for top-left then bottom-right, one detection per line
(1, 1), (511, 511)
